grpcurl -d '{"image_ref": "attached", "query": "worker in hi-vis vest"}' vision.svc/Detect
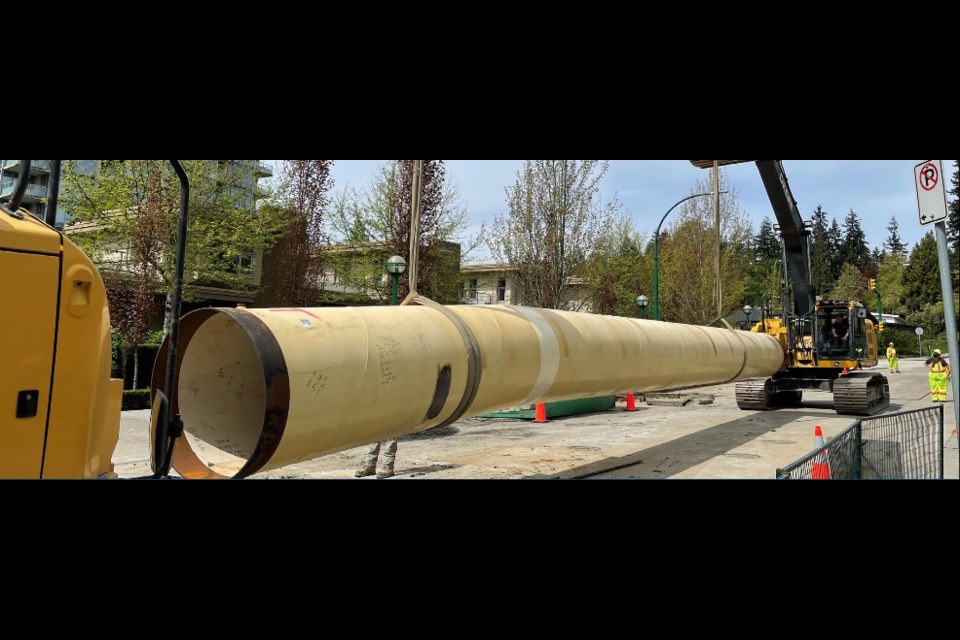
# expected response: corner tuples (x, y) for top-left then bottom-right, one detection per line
(886, 342), (900, 373)
(924, 349), (951, 402)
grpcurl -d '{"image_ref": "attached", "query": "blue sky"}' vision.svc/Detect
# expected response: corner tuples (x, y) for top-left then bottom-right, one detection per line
(269, 160), (956, 262)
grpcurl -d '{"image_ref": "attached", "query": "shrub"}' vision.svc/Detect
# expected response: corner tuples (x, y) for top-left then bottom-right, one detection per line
(122, 389), (151, 411)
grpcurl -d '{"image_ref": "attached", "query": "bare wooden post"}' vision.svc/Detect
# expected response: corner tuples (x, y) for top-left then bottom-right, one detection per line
(713, 161), (722, 320)
(408, 160), (424, 296)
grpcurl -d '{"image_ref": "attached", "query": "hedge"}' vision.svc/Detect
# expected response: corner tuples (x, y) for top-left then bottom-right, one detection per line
(122, 389), (152, 411)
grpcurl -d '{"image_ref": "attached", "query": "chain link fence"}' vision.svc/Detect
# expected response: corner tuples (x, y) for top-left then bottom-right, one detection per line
(776, 405), (944, 479)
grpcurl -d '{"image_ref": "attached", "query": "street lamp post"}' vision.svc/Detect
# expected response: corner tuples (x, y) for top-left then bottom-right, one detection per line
(653, 191), (727, 321)
(636, 294), (649, 318)
(743, 304), (753, 330)
(384, 255), (407, 306)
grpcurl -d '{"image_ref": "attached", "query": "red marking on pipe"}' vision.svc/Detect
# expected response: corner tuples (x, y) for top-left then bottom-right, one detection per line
(268, 308), (322, 320)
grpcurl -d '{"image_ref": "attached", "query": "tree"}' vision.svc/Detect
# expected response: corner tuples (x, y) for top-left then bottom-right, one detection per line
(257, 160), (335, 307)
(809, 205), (833, 297)
(62, 160), (287, 331)
(393, 161), (462, 301)
(883, 215), (907, 258)
(583, 216), (649, 317)
(876, 253), (907, 315)
(913, 301), (947, 335)
(658, 172), (753, 324)
(489, 160), (616, 309)
(102, 173), (164, 389)
(949, 160), (959, 279)
(826, 263), (866, 303)
(105, 272), (161, 388)
(753, 217), (781, 262)
(838, 209), (870, 271)
(901, 232), (941, 315)
(328, 161), (470, 304)
(828, 218), (843, 280)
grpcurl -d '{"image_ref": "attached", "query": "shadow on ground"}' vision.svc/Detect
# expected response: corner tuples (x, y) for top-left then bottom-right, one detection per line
(402, 426), (460, 440)
(401, 463), (461, 477)
(530, 410), (808, 479)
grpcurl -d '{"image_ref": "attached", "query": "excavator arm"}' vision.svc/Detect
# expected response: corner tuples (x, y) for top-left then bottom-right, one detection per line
(754, 160), (815, 318)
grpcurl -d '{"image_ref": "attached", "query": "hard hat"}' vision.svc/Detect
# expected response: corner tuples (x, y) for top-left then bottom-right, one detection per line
(888, 342), (894, 346)
(933, 349), (941, 355)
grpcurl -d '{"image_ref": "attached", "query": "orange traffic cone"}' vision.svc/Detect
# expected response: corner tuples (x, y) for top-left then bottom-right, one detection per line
(625, 393), (638, 412)
(812, 425), (830, 479)
(534, 402), (548, 423)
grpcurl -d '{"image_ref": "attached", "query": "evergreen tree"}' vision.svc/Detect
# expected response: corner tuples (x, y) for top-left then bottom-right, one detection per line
(753, 217), (781, 262)
(828, 218), (843, 280)
(901, 232), (941, 314)
(882, 216), (907, 258)
(809, 205), (832, 297)
(838, 209), (870, 271)
(868, 248), (883, 284)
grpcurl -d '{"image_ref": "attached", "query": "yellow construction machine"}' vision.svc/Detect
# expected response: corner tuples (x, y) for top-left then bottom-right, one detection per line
(690, 160), (889, 415)
(0, 159), (187, 479)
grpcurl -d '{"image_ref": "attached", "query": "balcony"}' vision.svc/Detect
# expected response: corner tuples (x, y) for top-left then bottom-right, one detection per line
(0, 180), (48, 202)
(1, 159), (53, 175)
(256, 161), (274, 178)
(462, 290), (494, 305)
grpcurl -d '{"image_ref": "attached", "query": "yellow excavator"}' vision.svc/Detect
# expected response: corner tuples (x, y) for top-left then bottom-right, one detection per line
(0, 159), (186, 479)
(690, 160), (889, 415)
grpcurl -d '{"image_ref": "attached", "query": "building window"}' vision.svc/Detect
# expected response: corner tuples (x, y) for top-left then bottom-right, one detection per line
(497, 279), (506, 302)
(237, 254), (253, 275)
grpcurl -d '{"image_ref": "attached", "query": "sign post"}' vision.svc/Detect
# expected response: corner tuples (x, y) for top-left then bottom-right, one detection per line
(914, 160), (958, 430)
(915, 326), (924, 357)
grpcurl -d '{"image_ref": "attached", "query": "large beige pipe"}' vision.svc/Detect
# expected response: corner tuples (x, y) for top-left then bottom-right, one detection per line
(152, 304), (785, 479)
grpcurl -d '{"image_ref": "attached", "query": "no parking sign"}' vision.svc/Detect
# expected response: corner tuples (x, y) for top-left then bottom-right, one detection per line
(914, 160), (948, 226)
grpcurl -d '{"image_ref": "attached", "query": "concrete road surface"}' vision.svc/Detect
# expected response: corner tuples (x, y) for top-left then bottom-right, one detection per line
(114, 357), (958, 480)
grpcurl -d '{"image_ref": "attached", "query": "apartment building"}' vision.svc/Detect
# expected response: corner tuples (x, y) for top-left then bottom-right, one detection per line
(1, 160), (99, 225)
(459, 263), (591, 310)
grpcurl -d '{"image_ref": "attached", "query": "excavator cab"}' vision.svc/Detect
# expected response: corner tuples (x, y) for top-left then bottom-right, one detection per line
(814, 302), (874, 366)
